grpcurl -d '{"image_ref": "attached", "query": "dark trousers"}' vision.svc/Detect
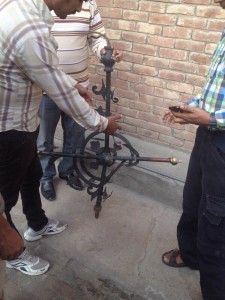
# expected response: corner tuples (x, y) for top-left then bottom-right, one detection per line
(177, 126), (225, 300)
(0, 129), (48, 231)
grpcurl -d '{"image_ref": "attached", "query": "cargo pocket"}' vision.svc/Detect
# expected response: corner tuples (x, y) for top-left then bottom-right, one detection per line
(203, 194), (225, 226)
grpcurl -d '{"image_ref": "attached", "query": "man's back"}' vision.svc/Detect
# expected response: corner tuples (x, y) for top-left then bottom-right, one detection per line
(0, 0), (53, 132)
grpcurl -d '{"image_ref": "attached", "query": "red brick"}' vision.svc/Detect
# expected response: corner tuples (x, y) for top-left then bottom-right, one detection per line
(136, 127), (159, 140)
(183, 140), (195, 151)
(133, 65), (158, 77)
(198, 65), (210, 76)
(110, 40), (132, 51)
(117, 106), (139, 118)
(133, 43), (157, 56)
(136, 23), (162, 35)
(147, 36), (175, 48)
(159, 70), (185, 82)
(107, 29), (122, 40)
(141, 76), (166, 88)
(154, 88), (180, 100)
(130, 101), (152, 112)
(123, 52), (144, 64)
(123, 10), (148, 21)
(120, 123), (137, 133)
(174, 128), (196, 142)
(122, 32), (147, 44)
(177, 16), (207, 29)
(192, 30), (221, 43)
(117, 70), (142, 83)
(207, 20), (225, 31)
(175, 39), (205, 52)
(159, 48), (187, 60)
(139, 2), (166, 13)
(149, 13), (177, 26)
(111, 19), (136, 31)
(130, 83), (155, 95)
(111, 78), (129, 90)
(116, 88), (139, 101)
(169, 61), (198, 74)
(205, 43), (217, 54)
(100, 7), (122, 18)
(143, 57), (170, 69)
(196, 6), (225, 18)
(166, 5), (195, 15)
(114, 0), (138, 9)
(114, 61), (133, 71)
(183, 0), (208, 4)
(97, 0), (113, 7)
(167, 81), (194, 94)
(163, 27), (192, 39)
(189, 53), (212, 65)
(140, 94), (164, 106)
(159, 133), (184, 147)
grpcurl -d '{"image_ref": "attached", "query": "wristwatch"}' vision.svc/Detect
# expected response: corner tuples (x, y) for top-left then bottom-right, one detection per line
(208, 112), (217, 131)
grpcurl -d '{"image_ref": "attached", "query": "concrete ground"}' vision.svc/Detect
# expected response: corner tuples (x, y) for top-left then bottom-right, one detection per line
(4, 135), (202, 300)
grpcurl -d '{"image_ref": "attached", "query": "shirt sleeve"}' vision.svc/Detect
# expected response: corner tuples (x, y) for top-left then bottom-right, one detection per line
(14, 36), (108, 132)
(87, 1), (108, 59)
(214, 110), (225, 127)
(187, 94), (225, 127)
(187, 94), (201, 107)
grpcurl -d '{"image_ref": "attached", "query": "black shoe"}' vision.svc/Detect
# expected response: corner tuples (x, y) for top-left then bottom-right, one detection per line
(41, 181), (56, 201)
(59, 173), (83, 191)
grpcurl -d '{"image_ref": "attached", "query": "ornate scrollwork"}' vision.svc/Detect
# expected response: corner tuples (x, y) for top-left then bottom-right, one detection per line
(38, 34), (180, 218)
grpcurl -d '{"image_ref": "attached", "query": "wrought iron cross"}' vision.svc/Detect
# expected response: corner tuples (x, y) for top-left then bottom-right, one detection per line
(38, 36), (180, 218)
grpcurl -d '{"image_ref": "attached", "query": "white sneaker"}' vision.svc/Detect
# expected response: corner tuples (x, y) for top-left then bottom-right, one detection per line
(24, 218), (67, 242)
(6, 248), (50, 276)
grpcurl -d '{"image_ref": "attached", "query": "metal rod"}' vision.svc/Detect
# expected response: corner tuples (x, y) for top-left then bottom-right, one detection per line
(38, 151), (181, 165)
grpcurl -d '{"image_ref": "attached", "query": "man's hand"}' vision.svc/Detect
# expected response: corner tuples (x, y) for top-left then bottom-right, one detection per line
(112, 49), (123, 62)
(104, 114), (122, 134)
(75, 83), (94, 105)
(163, 105), (210, 126)
(101, 48), (123, 62)
(162, 109), (177, 124)
(0, 215), (24, 260)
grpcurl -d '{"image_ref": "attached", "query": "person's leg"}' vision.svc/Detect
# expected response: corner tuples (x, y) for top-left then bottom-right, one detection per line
(0, 129), (47, 231)
(58, 113), (85, 176)
(20, 131), (48, 230)
(197, 129), (225, 299)
(175, 127), (204, 269)
(37, 94), (61, 183)
(0, 260), (5, 300)
(58, 113), (84, 190)
(0, 130), (66, 277)
(163, 127), (203, 268)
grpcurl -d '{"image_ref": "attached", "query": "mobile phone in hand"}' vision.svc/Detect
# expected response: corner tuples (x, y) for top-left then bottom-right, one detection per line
(169, 106), (184, 113)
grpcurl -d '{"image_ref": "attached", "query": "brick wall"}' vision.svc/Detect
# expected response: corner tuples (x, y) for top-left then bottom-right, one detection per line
(88, 0), (225, 152)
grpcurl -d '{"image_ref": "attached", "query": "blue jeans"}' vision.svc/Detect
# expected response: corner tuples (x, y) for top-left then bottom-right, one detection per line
(37, 94), (85, 182)
(177, 126), (225, 300)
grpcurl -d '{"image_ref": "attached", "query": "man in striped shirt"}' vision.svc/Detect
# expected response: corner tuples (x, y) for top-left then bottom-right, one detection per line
(162, 0), (225, 298)
(37, 0), (122, 201)
(0, 0), (121, 276)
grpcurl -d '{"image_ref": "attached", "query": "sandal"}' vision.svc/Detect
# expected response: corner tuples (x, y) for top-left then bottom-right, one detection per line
(162, 248), (186, 268)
